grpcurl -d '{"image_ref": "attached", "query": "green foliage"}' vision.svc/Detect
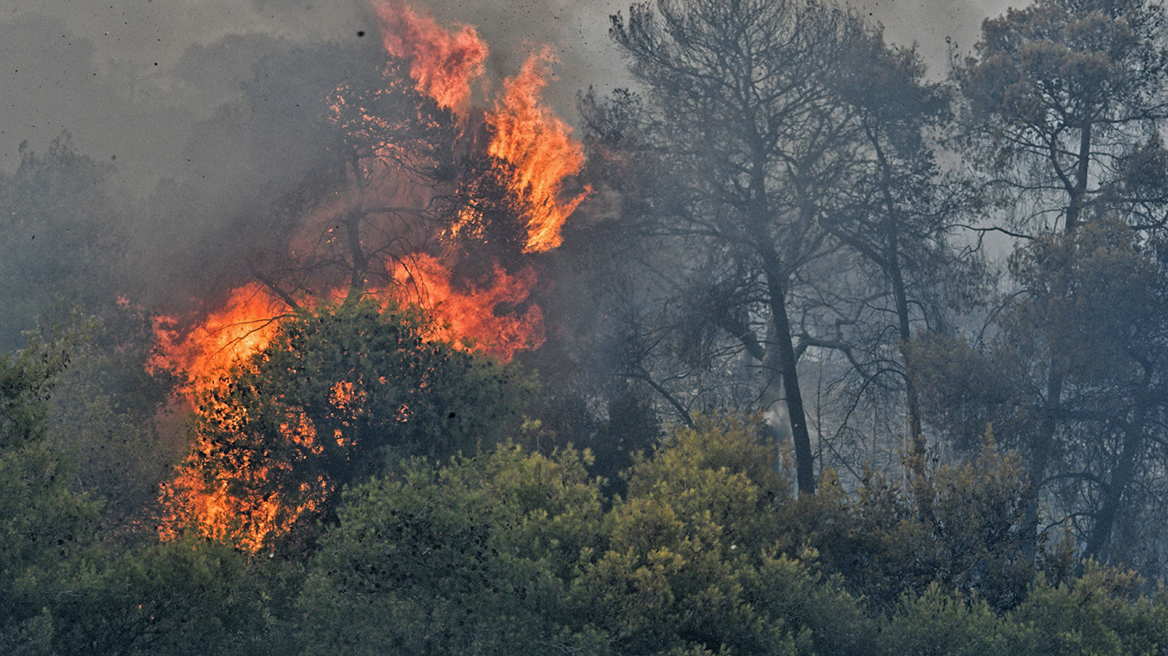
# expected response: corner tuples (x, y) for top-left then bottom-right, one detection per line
(51, 540), (267, 656)
(162, 299), (531, 551)
(786, 432), (1041, 614)
(221, 297), (527, 462)
(0, 333), (100, 649)
(298, 445), (606, 655)
(620, 414), (792, 556)
(299, 418), (874, 656)
(875, 563), (1168, 656)
(48, 304), (180, 535)
(907, 437), (1034, 609)
(574, 415), (871, 656)
(1010, 564), (1168, 656)
(904, 333), (1018, 452)
(10, 392), (1168, 656)
(879, 584), (1015, 656)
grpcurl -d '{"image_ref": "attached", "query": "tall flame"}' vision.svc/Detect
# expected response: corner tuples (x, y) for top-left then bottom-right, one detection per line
(158, 0), (590, 551)
(487, 46), (590, 253)
(374, 0), (488, 111)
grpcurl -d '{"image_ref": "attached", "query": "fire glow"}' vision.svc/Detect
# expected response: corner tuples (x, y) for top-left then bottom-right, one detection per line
(151, 283), (286, 394)
(155, 0), (588, 550)
(392, 253), (546, 360)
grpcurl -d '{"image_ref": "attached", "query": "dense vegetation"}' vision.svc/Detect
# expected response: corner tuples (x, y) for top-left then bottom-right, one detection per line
(7, 0), (1168, 652)
(4, 314), (1168, 655)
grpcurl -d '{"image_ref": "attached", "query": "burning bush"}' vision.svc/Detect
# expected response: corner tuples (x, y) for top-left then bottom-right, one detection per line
(159, 299), (531, 552)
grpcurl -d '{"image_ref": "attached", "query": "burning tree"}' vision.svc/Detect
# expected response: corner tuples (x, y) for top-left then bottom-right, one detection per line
(159, 300), (528, 552)
(155, 0), (589, 376)
(155, 0), (591, 550)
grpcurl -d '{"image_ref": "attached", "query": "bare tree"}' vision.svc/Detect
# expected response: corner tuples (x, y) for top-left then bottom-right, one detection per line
(600, 0), (869, 494)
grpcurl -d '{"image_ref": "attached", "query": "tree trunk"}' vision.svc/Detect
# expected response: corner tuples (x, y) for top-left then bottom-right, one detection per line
(343, 153), (370, 304)
(343, 207), (368, 301)
(761, 253), (816, 496)
(888, 233), (925, 475)
(1024, 119), (1089, 562)
(1022, 368), (1062, 565)
(1083, 399), (1149, 565)
(1064, 120), (1092, 232)
(875, 135), (926, 471)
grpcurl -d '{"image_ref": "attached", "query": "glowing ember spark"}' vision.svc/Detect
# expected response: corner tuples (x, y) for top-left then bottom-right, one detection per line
(151, 283), (287, 393)
(392, 253), (545, 361)
(374, 0), (488, 111)
(487, 46), (590, 252)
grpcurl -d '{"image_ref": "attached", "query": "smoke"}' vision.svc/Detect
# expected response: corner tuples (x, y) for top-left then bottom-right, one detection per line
(862, 0), (1015, 69)
(0, 0), (1009, 312)
(0, 0), (366, 188)
(0, 0), (1006, 188)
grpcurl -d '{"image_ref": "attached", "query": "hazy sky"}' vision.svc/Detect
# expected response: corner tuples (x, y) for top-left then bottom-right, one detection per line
(0, 0), (1014, 194)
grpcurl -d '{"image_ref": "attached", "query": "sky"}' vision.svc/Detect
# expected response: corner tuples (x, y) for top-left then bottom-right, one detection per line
(0, 0), (1014, 195)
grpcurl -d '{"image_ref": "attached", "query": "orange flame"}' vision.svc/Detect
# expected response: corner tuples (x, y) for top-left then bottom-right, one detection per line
(391, 253), (545, 361)
(158, 1), (590, 550)
(151, 283), (286, 394)
(487, 47), (590, 252)
(374, 0), (488, 111)
(159, 437), (330, 551)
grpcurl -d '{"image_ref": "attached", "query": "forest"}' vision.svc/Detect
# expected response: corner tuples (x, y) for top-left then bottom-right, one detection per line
(6, 0), (1168, 653)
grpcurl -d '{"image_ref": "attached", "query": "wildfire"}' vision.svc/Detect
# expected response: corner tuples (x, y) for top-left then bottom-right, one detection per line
(151, 283), (286, 394)
(374, 0), (487, 111)
(487, 46), (590, 252)
(158, 0), (589, 551)
(159, 442), (330, 551)
(391, 253), (545, 361)
(375, 0), (589, 251)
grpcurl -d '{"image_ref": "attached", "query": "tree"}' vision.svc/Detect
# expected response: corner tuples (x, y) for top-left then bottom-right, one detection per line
(203, 39), (548, 320)
(298, 418), (874, 656)
(937, 0), (1168, 569)
(145, 39), (537, 323)
(297, 444), (608, 656)
(599, 0), (870, 494)
(0, 330), (100, 653)
(910, 220), (1168, 570)
(956, 0), (1168, 235)
(572, 414), (872, 656)
(811, 33), (984, 472)
(879, 563), (1168, 656)
(0, 135), (127, 350)
(51, 539), (267, 656)
(48, 304), (180, 537)
(250, 54), (462, 306)
(159, 300), (530, 553)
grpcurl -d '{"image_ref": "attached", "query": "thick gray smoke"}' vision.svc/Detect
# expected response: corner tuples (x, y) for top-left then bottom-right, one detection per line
(0, 0), (1008, 310)
(2, 0), (1007, 181)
